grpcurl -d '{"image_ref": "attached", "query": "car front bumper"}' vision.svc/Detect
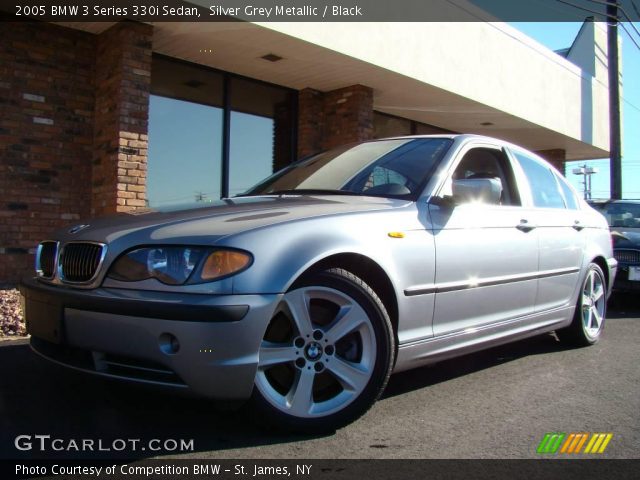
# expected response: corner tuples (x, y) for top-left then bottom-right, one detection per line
(19, 276), (282, 400)
(612, 264), (640, 292)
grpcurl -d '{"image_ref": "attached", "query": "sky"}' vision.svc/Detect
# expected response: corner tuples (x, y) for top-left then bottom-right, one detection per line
(510, 22), (640, 200)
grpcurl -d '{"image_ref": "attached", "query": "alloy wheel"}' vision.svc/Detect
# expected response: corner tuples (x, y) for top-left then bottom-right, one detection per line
(581, 267), (606, 339)
(255, 286), (377, 418)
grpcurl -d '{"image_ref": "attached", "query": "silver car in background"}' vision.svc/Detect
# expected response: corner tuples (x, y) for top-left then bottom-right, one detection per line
(20, 135), (616, 432)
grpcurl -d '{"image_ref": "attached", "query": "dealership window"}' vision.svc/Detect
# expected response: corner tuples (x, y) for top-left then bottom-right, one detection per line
(373, 112), (454, 139)
(148, 56), (296, 208)
(229, 77), (296, 196)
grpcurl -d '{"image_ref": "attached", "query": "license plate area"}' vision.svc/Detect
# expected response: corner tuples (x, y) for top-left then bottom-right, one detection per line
(24, 296), (63, 344)
(629, 266), (640, 281)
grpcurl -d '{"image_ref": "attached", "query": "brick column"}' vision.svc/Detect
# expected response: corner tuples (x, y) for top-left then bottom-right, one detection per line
(297, 84), (373, 158)
(93, 22), (152, 216)
(322, 85), (373, 150)
(536, 149), (567, 176)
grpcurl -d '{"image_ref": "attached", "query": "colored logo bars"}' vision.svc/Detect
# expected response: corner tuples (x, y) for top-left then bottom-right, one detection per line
(537, 433), (613, 454)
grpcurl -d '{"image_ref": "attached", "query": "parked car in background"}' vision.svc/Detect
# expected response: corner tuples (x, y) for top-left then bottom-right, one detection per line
(20, 135), (616, 432)
(589, 200), (640, 293)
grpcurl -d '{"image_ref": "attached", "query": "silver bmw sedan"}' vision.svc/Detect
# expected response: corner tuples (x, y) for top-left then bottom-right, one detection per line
(20, 135), (616, 432)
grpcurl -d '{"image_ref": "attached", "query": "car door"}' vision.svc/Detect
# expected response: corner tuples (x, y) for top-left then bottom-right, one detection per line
(508, 148), (585, 312)
(429, 143), (539, 336)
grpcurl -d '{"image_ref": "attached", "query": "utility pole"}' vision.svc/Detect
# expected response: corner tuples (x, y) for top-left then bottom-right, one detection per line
(194, 191), (208, 202)
(573, 164), (599, 200)
(607, 0), (622, 199)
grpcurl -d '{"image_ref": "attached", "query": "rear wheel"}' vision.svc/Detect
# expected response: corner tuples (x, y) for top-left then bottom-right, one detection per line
(558, 263), (607, 346)
(251, 268), (394, 433)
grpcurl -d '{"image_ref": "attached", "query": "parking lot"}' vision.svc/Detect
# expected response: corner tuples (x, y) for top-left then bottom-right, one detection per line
(1, 296), (638, 460)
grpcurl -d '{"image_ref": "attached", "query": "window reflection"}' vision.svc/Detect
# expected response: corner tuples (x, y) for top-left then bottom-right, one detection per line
(147, 56), (296, 207)
(229, 77), (295, 196)
(148, 95), (223, 208)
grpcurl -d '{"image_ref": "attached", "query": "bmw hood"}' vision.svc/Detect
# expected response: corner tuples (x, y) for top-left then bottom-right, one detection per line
(612, 230), (640, 248)
(54, 195), (410, 245)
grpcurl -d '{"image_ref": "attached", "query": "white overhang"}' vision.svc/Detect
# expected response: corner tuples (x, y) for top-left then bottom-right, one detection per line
(57, 20), (610, 161)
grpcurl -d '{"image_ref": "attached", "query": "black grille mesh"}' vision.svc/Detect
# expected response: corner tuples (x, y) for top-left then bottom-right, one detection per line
(60, 243), (104, 282)
(614, 249), (640, 264)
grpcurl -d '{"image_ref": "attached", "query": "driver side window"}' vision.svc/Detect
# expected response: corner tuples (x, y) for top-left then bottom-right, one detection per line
(443, 147), (521, 206)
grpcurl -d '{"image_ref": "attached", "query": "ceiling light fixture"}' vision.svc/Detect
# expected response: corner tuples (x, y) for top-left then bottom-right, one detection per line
(261, 53), (284, 62)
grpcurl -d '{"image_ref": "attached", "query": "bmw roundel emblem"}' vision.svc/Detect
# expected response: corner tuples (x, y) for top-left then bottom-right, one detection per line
(68, 224), (90, 234)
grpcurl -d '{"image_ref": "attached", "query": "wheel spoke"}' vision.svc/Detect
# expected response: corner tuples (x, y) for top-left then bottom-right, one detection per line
(287, 368), (315, 415)
(581, 294), (590, 307)
(589, 271), (595, 296)
(284, 289), (314, 337)
(326, 356), (370, 393)
(258, 342), (298, 368)
(593, 283), (605, 302)
(583, 306), (592, 329)
(325, 304), (367, 343)
(591, 307), (602, 329)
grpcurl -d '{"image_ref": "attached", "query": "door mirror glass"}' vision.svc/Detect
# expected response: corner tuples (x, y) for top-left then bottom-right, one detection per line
(452, 178), (503, 205)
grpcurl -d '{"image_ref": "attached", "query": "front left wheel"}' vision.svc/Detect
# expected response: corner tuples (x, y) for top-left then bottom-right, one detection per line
(251, 268), (394, 433)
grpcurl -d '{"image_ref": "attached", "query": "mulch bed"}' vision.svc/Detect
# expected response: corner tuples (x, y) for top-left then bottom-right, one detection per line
(0, 289), (26, 338)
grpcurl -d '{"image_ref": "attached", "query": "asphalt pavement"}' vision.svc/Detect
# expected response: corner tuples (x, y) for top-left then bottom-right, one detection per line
(1, 296), (638, 460)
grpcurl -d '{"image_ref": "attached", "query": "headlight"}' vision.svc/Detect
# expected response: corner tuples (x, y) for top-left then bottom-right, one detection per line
(107, 247), (252, 285)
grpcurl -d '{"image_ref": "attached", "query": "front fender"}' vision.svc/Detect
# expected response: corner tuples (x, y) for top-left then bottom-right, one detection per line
(219, 209), (432, 298)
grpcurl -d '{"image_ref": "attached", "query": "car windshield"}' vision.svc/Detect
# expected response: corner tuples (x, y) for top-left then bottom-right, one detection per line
(593, 202), (640, 229)
(243, 138), (453, 199)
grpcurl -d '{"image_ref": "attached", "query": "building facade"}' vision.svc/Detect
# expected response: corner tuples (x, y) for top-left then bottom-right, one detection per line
(0, 19), (611, 283)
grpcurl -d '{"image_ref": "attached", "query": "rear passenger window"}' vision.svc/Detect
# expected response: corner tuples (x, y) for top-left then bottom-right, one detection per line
(556, 174), (579, 210)
(513, 151), (566, 209)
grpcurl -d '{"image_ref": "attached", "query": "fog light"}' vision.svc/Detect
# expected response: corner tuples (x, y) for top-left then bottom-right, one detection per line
(159, 333), (180, 354)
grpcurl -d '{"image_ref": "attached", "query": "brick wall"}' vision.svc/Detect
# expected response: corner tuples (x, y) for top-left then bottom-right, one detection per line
(0, 22), (96, 283)
(297, 84), (373, 158)
(0, 21), (152, 284)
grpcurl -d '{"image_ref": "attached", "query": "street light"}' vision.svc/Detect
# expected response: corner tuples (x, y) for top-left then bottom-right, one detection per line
(572, 164), (599, 200)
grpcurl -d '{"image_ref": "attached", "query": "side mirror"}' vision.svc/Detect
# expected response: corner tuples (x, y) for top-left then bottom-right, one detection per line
(452, 178), (502, 205)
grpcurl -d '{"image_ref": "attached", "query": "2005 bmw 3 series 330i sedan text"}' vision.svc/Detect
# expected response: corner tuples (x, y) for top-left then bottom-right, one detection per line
(20, 135), (617, 433)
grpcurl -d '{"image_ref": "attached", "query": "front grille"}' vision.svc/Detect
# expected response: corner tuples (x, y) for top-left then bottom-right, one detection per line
(36, 241), (57, 278)
(614, 249), (640, 264)
(60, 242), (105, 282)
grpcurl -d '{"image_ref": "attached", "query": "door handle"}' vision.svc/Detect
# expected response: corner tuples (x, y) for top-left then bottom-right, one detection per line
(516, 219), (536, 232)
(573, 220), (585, 231)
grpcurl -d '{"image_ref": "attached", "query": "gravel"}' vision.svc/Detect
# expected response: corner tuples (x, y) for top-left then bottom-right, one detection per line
(0, 289), (26, 338)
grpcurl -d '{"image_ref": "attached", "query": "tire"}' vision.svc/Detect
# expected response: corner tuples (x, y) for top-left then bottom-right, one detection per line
(250, 268), (394, 433)
(557, 263), (607, 347)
